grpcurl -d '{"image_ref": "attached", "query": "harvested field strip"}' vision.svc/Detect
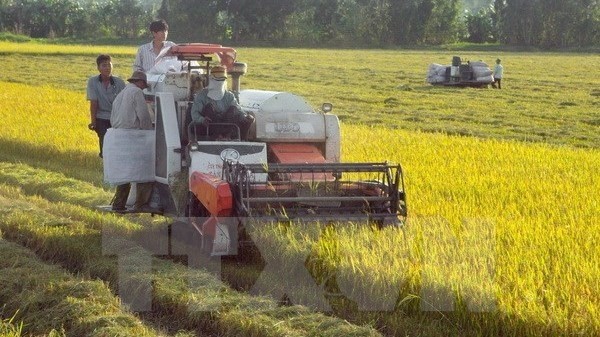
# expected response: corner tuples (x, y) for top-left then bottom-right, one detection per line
(0, 179), (382, 337)
(0, 239), (169, 337)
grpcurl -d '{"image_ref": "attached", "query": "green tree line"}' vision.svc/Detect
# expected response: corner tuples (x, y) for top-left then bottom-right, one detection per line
(0, 0), (598, 48)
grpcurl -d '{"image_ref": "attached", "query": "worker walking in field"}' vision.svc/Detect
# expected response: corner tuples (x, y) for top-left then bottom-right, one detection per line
(86, 54), (126, 158)
(190, 65), (254, 140)
(492, 58), (503, 89)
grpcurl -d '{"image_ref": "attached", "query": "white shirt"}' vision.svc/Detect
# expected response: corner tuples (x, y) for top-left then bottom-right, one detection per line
(133, 41), (177, 73)
(110, 83), (153, 130)
(494, 64), (504, 79)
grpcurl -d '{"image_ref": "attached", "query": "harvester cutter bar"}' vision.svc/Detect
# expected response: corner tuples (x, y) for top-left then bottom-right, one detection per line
(223, 161), (406, 225)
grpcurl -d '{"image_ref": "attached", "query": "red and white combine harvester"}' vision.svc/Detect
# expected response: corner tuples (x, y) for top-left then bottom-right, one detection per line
(126, 43), (406, 256)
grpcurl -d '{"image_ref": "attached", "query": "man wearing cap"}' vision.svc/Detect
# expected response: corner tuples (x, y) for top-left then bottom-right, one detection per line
(190, 65), (254, 140)
(108, 71), (155, 212)
(111, 71), (153, 130)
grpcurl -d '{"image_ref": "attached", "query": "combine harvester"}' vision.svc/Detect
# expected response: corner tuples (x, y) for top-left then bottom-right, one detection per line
(110, 43), (407, 256)
(426, 56), (494, 88)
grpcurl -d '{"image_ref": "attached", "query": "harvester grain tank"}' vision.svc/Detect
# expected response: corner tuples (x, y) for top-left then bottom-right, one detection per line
(106, 43), (407, 256)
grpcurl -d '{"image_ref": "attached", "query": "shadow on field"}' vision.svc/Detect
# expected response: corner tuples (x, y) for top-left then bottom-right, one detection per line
(0, 138), (103, 185)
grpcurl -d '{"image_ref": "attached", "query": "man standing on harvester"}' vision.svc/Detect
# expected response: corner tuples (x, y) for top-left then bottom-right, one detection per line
(106, 71), (156, 212)
(190, 65), (254, 140)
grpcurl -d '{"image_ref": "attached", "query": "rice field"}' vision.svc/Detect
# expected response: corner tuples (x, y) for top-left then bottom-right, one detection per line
(0, 41), (599, 336)
(252, 127), (600, 335)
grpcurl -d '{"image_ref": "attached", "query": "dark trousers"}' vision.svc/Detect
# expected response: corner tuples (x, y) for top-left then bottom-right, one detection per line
(112, 182), (154, 210)
(492, 78), (502, 89)
(95, 118), (111, 158)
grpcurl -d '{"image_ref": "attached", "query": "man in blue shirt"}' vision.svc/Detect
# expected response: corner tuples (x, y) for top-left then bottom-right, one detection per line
(86, 54), (126, 157)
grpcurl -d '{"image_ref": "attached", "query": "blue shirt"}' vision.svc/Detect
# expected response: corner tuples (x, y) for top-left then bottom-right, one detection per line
(86, 75), (126, 120)
(190, 90), (245, 125)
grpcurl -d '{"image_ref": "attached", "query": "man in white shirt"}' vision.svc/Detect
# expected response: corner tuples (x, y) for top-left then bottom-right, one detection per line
(133, 19), (178, 73)
(492, 58), (503, 89)
(109, 71), (155, 212)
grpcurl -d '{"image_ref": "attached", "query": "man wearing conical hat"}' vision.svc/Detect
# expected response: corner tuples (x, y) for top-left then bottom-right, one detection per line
(108, 70), (155, 212)
(190, 65), (254, 140)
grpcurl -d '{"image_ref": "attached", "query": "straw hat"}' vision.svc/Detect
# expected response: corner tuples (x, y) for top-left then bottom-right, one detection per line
(127, 71), (148, 86)
(210, 65), (227, 81)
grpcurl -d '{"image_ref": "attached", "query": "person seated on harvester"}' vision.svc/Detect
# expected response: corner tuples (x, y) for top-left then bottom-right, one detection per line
(189, 65), (254, 141)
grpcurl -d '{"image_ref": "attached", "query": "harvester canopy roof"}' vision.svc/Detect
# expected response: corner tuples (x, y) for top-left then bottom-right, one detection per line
(156, 43), (237, 70)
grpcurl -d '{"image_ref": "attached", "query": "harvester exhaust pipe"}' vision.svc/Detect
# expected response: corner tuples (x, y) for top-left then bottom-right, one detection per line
(229, 62), (247, 102)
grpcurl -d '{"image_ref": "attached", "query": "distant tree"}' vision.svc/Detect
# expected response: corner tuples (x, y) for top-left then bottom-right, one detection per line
(0, 0), (150, 39)
(538, 0), (599, 47)
(157, 0), (170, 23)
(311, 0), (342, 41)
(283, 0), (392, 46)
(573, 0), (600, 47)
(465, 6), (495, 43)
(388, 0), (434, 45)
(423, 0), (462, 44)
(463, 0), (492, 11)
(218, 0), (299, 42)
(495, 0), (542, 45)
(494, 0), (599, 47)
(285, 0), (352, 44)
(0, 0), (78, 37)
(164, 0), (220, 41)
(107, 0), (150, 38)
(353, 0), (392, 45)
(64, 1), (96, 38)
(0, 0), (596, 47)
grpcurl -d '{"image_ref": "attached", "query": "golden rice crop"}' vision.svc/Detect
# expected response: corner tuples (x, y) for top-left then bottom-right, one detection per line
(1, 43), (599, 336)
(2, 79), (600, 336)
(0, 82), (90, 151)
(252, 125), (600, 335)
(0, 82), (102, 182)
(0, 41), (135, 56)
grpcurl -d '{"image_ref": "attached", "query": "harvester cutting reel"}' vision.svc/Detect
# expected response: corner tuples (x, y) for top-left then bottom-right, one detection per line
(223, 160), (407, 227)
